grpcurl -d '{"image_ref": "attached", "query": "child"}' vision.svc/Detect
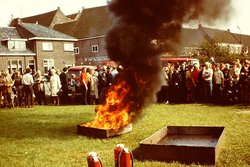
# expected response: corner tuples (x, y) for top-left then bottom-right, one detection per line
(69, 74), (76, 99)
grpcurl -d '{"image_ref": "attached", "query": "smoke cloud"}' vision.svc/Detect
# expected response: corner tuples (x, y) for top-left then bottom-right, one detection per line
(105, 0), (232, 115)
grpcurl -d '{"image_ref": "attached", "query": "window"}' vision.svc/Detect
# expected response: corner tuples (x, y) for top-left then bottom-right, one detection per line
(43, 59), (54, 74)
(28, 60), (35, 70)
(8, 41), (14, 49)
(42, 42), (53, 51)
(74, 47), (79, 54)
(91, 45), (98, 53)
(8, 41), (26, 50)
(7, 59), (23, 73)
(64, 43), (74, 51)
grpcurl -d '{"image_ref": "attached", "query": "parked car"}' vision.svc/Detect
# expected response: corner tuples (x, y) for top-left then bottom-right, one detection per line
(66, 65), (97, 103)
(67, 65), (97, 78)
(161, 56), (200, 67)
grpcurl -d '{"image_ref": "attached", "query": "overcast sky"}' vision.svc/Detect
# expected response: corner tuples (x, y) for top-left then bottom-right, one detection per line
(1, 0), (250, 35)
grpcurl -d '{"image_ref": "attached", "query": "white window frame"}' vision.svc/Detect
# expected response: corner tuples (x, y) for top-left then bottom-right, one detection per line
(7, 59), (23, 73)
(91, 45), (98, 53)
(64, 43), (74, 52)
(43, 59), (54, 74)
(42, 42), (53, 51)
(28, 59), (35, 70)
(74, 47), (79, 54)
(8, 40), (26, 50)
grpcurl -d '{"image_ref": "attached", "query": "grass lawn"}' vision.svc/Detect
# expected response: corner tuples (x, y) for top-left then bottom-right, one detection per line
(0, 104), (249, 167)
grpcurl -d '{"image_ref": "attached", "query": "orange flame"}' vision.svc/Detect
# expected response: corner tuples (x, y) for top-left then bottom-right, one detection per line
(84, 80), (133, 130)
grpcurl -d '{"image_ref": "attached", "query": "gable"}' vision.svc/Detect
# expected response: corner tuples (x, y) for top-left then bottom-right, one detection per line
(54, 6), (113, 39)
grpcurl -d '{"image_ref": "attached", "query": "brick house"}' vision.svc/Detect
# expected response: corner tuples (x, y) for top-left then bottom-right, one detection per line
(0, 27), (36, 73)
(198, 25), (243, 54)
(179, 26), (245, 56)
(0, 22), (77, 74)
(53, 6), (114, 65)
(16, 22), (77, 74)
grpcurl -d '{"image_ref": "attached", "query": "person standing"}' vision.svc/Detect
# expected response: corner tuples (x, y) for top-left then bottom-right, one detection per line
(50, 69), (61, 105)
(22, 68), (34, 108)
(170, 64), (183, 103)
(98, 67), (107, 104)
(2, 69), (13, 108)
(86, 68), (92, 104)
(202, 62), (213, 103)
(0, 71), (5, 107)
(186, 65), (195, 103)
(239, 60), (250, 103)
(90, 70), (99, 104)
(34, 70), (47, 105)
(12, 71), (23, 107)
(59, 67), (68, 105)
(106, 67), (113, 87)
(191, 64), (201, 102)
(68, 74), (76, 102)
(79, 67), (88, 105)
(213, 63), (224, 104)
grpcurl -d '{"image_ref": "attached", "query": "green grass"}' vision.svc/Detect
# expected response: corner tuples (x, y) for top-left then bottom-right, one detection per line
(0, 104), (249, 167)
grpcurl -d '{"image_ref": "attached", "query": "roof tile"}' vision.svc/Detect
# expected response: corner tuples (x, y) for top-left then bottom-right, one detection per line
(19, 23), (76, 39)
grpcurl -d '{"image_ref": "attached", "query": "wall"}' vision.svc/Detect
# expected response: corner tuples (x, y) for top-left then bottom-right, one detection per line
(35, 40), (75, 74)
(75, 36), (108, 65)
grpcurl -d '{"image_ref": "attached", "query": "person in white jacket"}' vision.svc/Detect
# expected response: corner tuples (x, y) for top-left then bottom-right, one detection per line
(50, 69), (61, 105)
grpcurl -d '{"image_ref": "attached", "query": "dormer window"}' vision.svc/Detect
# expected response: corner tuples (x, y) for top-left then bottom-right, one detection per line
(8, 40), (26, 51)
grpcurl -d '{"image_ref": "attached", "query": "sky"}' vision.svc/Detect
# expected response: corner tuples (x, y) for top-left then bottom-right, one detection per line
(0, 0), (250, 35)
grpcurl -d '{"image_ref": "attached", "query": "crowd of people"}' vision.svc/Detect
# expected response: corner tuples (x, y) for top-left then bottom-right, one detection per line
(0, 58), (250, 108)
(158, 58), (250, 105)
(0, 65), (121, 108)
(0, 67), (63, 108)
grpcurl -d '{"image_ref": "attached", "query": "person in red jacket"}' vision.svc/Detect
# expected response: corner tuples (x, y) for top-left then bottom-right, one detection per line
(80, 67), (88, 105)
(191, 63), (201, 102)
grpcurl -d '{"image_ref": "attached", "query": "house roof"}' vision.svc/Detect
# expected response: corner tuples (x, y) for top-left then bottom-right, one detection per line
(12, 9), (58, 28)
(232, 33), (250, 47)
(199, 26), (240, 44)
(19, 23), (76, 40)
(0, 27), (35, 55)
(181, 28), (204, 47)
(67, 13), (78, 20)
(0, 27), (21, 39)
(54, 6), (113, 39)
(53, 21), (78, 37)
(11, 7), (74, 28)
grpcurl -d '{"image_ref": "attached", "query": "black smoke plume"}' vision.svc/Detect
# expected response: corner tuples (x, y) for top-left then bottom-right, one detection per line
(105, 0), (232, 115)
